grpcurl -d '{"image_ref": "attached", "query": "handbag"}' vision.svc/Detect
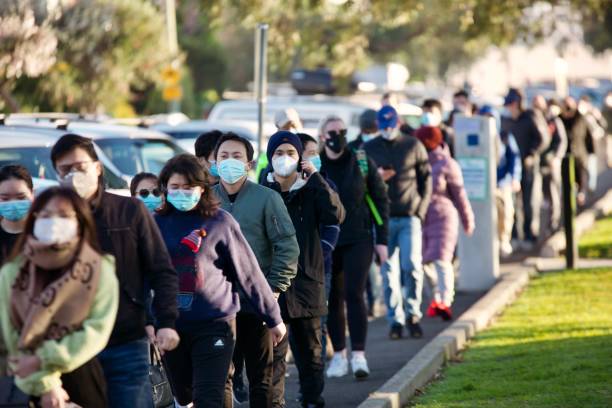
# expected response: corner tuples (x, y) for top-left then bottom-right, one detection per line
(149, 345), (174, 408)
(0, 376), (31, 408)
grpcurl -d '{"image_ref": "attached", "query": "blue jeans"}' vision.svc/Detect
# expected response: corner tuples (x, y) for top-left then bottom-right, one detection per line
(381, 216), (424, 325)
(98, 338), (153, 408)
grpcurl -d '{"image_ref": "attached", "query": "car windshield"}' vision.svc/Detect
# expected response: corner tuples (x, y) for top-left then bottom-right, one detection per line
(165, 129), (256, 142)
(95, 138), (183, 176)
(0, 147), (58, 180)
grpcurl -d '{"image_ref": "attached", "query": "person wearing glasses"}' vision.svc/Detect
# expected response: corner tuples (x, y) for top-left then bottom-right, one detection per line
(317, 116), (389, 380)
(49, 134), (179, 408)
(130, 172), (164, 213)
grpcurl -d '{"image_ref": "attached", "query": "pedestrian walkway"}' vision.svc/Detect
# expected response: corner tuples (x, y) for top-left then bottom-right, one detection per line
(279, 291), (484, 408)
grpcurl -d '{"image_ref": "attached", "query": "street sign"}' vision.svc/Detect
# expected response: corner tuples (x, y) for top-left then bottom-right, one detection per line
(162, 85), (182, 101)
(161, 66), (181, 85)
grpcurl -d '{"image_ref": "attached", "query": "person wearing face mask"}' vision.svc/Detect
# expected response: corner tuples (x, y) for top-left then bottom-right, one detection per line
(130, 172), (164, 213)
(0, 165), (34, 267)
(422, 99), (455, 157)
(261, 131), (345, 408)
(317, 115), (389, 380)
(0, 186), (118, 408)
(154, 154), (286, 407)
(363, 106), (432, 340)
(347, 109), (380, 150)
(49, 134), (179, 408)
(211, 133), (299, 407)
(195, 130), (224, 184)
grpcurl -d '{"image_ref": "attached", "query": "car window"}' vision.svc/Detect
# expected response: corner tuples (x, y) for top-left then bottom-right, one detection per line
(0, 147), (58, 180)
(164, 131), (202, 140)
(96, 139), (182, 176)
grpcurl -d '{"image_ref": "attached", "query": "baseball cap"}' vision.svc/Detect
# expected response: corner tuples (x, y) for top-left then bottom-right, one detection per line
(377, 106), (398, 130)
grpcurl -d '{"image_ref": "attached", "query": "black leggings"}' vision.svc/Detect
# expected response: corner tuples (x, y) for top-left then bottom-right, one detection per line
(328, 241), (374, 352)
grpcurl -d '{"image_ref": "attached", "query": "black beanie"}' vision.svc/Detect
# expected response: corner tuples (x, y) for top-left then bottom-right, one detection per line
(266, 131), (304, 163)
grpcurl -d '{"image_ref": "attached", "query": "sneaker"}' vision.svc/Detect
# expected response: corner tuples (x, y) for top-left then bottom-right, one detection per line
(389, 323), (403, 340)
(232, 376), (248, 403)
(350, 355), (370, 379)
(426, 300), (439, 317)
(436, 304), (453, 321)
(326, 353), (348, 378)
(500, 241), (513, 257)
(406, 316), (423, 338)
(301, 396), (325, 408)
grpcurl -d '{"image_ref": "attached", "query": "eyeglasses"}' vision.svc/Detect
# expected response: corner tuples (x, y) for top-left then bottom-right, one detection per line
(327, 129), (347, 138)
(138, 188), (162, 198)
(56, 161), (94, 177)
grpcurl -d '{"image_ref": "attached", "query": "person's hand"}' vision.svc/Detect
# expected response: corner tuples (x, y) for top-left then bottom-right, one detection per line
(145, 325), (156, 344)
(155, 328), (180, 355)
(269, 322), (287, 347)
(40, 386), (69, 408)
(378, 167), (396, 181)
(300, 160), (317, 176)
(9, 354), (41, 378)
(465, 222), (475, 236)
(512, 179), (521, 193)
(374, 244), (388, 266)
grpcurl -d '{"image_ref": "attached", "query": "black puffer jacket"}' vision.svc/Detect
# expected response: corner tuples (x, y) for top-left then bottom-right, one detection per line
(321, 149), (389, 246)
(501, 110), (548, 160)
(92, 191), (178, 346)
(363, 135), (432, 221)
(261, 172), (344, 319)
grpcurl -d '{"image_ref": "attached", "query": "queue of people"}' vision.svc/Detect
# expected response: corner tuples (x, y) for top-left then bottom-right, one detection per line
(0, 88), (603, 408)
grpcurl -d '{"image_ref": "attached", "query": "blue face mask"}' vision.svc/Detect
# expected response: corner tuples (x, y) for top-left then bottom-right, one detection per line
(309, 155), (322, 172)
(361, 132), (379, 143)
(0, 200), (31, 222)
(218, 159), (247, 185)
(209, 161), (219, 178)
(167, 189), (202, 212)
(138, 195), (162, 212)
(421, 112), (441, 127)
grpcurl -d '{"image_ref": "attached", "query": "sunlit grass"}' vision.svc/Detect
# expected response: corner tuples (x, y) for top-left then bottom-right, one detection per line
(411, 268), (612, 408)
(579, 216), (612, 259)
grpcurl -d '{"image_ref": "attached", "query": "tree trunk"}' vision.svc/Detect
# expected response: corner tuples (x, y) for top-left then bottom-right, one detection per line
(0, 82), (20, 113)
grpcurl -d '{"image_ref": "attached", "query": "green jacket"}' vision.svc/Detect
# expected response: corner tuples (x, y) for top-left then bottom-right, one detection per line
(213, 180), (299, 293)
(0, 254), (118, 396)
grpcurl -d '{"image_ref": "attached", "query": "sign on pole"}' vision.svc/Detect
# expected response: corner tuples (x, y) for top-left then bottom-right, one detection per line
(254, 24), (269, 160)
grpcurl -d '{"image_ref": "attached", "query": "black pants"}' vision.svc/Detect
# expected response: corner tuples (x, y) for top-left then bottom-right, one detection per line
(164, 320), (235, 407)
(328, 241), (373, 351)
(518, 158), (542, 242)
(272, 316), (324, 407)
(232, 312), (273, 407)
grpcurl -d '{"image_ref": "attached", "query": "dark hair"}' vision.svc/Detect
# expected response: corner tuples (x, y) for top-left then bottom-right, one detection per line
(0, 165), (33, 191)
(297, 133), (317, 147)
(10, 187), (101, 259)
(548, 98), (560, 107)
(50, 134), (104, 189)
(214, 132), (255, 162)
(157, 154), (219, 217)
(453, 90), (469, 99)
(422, 98), (442, 111)
(194, 130), (223, 159)
(130, 172), (158, 196)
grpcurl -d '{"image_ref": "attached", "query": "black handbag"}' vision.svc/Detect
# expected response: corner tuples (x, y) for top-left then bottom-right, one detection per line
(0, 376), (31, 408)
(149, 345), (174, 408)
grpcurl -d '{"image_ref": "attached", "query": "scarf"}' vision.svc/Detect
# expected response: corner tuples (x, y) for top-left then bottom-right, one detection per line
(10, 237), (102, 351)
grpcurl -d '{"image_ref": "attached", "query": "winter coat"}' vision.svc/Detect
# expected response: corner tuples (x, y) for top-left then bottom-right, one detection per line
(422, 145), (474, 263)
(501, 110), (548, 160)
(561, 112), (595, 161)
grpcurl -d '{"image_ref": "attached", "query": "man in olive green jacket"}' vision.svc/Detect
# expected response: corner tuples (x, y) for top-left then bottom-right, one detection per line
(211, 133), (299, 406)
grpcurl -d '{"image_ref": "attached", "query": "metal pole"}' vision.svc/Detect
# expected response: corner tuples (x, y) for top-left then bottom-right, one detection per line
(562, 154), (578, 269)
(165, 0), (180, 113)
(254, 24), (269, 160)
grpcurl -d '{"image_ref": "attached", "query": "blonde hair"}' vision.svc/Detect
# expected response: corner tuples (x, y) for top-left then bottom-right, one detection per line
(318, 115), (345, 137)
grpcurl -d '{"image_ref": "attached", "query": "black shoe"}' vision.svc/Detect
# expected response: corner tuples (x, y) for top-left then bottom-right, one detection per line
(301, 396), (325, 407)
(406, 316), (423, 338)
(389, 323), (403, 340)
(232, 381), (249, 403)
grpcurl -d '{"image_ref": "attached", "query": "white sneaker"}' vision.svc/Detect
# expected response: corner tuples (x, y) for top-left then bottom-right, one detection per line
(326, 353), (348, 378)
(350, 355), (370, 379)
(500, 241), (513, 257)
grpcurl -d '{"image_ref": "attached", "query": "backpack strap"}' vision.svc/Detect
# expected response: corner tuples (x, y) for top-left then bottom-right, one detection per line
(351, 147), (383, 226)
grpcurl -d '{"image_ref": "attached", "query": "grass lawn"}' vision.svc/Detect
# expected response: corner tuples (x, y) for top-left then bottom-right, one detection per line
(578, 216), (612, 259)
(411, 268), (612, 408)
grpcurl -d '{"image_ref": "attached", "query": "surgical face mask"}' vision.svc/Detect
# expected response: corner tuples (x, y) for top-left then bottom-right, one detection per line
(421, 112), (441, 127)
(361, 132), (379, 143)
(60, 170), (98, 199)
(309, 155), (322, 172)
(0, 200), (31, 222)
(167, 189), (202, 212)
(381, 128), (399, 140)
(272, 156), (298, 177)
(209, 161), (219, 178)
(34, 217), (78, 244)
(138, 195), (162, 212)
(549, 105), (561, 117)
(218, 158), (248, 185)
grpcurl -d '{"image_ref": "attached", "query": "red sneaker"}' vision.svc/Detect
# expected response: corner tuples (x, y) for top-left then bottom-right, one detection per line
(426, 300), (439, 317)
(436, 304), (453, 321)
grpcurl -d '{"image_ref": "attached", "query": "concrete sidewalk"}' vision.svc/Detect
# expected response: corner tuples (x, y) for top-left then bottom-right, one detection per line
(280, 291), (484, 408)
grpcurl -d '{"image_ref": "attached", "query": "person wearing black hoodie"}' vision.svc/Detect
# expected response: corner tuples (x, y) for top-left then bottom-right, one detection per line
(261, 131), (345, 408)
(318, 115), (389, 380)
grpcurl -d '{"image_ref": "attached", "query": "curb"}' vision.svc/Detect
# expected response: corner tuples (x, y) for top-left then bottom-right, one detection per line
(358, 267), (531, 408)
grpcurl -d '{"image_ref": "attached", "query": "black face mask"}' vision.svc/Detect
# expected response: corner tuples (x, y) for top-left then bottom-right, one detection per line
(326, 129), (347, 154)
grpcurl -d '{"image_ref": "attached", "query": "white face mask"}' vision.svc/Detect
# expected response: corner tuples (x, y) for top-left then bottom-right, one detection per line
(272, 156), (298, 177)
(61, 170), (98, 199)
(381, 128), (399, 140)
(34, 217), (79, 244)
(421, 112), (442, 127)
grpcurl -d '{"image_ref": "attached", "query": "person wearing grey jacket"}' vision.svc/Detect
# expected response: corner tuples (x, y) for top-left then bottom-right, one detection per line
(212, 132), (299, 407)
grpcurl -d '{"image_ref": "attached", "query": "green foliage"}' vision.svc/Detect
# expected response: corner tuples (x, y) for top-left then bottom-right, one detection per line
(413, 267), (612, 407)
(579, 216), (612, 259)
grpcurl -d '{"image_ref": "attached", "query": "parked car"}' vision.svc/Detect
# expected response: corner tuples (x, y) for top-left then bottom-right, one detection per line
(395, 102), (423, 131)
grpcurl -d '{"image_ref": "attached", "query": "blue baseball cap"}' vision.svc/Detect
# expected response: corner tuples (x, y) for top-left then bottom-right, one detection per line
(503, 88), (522, 106)
(377, 106), (398, 130)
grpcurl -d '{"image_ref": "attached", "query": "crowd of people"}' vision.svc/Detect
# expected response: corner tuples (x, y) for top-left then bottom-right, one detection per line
(0, 86), (606, 408)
